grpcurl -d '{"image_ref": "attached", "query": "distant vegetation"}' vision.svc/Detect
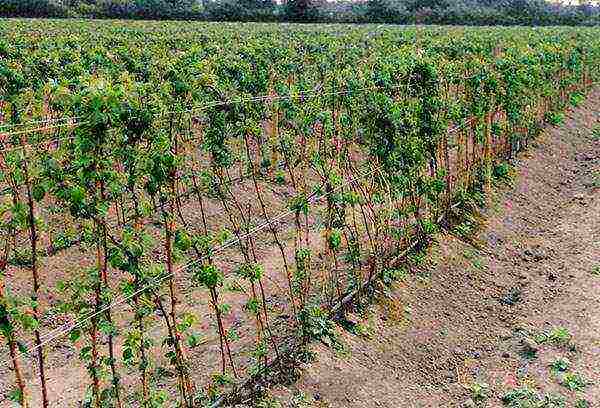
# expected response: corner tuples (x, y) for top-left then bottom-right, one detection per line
(1, 0), (599, 25)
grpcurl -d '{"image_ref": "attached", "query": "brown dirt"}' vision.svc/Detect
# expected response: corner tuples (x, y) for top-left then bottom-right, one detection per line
(254, 90), (600, 407)
(0, 122), (374, 405)
(1, 90), (597, 408)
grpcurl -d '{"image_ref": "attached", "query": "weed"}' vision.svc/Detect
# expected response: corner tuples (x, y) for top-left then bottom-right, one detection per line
(534, 333), (547, 344)
(333, 341), (351, 358)
(52, 229), (78, 251)
(299, 305), (340, 349)
(493, 162), (513, 184)
(560, 372), (588, 392)
(471, 257), (485, 270)
(274, 170), (286, 185)
(569, 92), (585, 107)
(291, 391), (313, 407)
(296, 347), (316, 364)
(212, 372), (234, 387)
(468, 381), (490, 402)
(463, 248), (477, 259)
(592, 171), (600, 188)
(352, 322), (373, 338)
(591, 125), (600, 141)
(545, 111), (565, 126)
(575, 399), (590, 408)
(256, 394), (282, 408)
(501, 287), (523, 307)
(8, 248), (32, 267)
(454, 222), (474, 238)
(460, 245), (485, 269)
(408, 248), (428, 266)
(592, 265), (600, 276)
(382, 267), (407, 285)
(502, 387), (565, 408)
(542, 394), (567, 408)
(454, 187), (486, 211)
(548, 327), (571, 345)
(549, 357), (570, 373)
(536, 326), (571, 346)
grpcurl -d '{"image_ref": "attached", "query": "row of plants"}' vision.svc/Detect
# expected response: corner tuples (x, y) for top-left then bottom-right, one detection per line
(0, 21), (599, 407)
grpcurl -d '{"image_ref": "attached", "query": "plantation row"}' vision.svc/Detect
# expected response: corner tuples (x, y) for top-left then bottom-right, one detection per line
(1, 20), (599, 407)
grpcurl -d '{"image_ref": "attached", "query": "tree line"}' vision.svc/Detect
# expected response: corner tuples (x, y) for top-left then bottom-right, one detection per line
(1, 0), (599, 25)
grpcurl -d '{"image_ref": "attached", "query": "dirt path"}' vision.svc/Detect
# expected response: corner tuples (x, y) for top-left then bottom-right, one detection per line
(256, 89), (600, 407)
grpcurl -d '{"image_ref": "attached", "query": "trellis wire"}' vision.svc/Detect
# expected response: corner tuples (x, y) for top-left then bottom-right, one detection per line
(0, 82), (406, 142)
(0, 114), (477, 374)
(0, 162), (381, 371)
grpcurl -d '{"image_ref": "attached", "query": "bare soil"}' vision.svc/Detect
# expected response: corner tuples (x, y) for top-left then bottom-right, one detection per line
(257, 90), (600, 407)
(0, 119), (376, 404)
(1, 90), (597, 408)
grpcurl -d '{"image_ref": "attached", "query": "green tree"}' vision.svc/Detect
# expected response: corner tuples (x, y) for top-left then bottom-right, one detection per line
(284, 0), (324, 21)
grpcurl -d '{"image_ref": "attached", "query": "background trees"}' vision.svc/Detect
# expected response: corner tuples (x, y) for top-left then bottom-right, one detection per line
(0, 0), (599, 25)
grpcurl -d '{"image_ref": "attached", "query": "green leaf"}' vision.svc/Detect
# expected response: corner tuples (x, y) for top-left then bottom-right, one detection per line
(16, 341), (28, 355)
(32, 184), (46, 202)
(69, 329), (81, 343)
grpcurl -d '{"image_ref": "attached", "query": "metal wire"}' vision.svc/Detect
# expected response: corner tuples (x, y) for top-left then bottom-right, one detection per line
(0, 162), (381, 371)
(0, 83), (404, 142)
(0, 114), (478, 373)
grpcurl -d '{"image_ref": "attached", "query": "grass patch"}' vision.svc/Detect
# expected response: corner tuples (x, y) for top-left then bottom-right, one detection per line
(459, 247), (485, 270)
(291, 391), (314, 407)
(575, 399), (590, 408)
(592, 171), (600, 188)
(493, 162), (514, 184)
(549, 357), (570, 373)
(468, 381), (490, 402)
(382, 267), (407, 285)
(502, 387), (565, 408)
(299, 306), (341, 350)
(471, 257), (485, 270)
(592, 265), (600, 276)
(455, 221), (476, 239)
(545, 111), (565, 126)
(535, 326), (571, 346)
(569, 92), (585, 107)
(463, 248), (478, 260)
(560, 372), (588, 392)
(591, 125), (600, 141)
(256, 394), (282, 408)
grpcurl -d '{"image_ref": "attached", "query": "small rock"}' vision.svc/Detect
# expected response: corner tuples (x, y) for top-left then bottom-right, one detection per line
(463, 398), (477, 408)
(498, 328), (513, 339)
(345, 312), (360, 326)
(502, 352), (511, 358)
(500, 288), (522, 306)
(521, 246), (548, 262)
(517, 365), (529, 377)
(522, 337), (538, 353)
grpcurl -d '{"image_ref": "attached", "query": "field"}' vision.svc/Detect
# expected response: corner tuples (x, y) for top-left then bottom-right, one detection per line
(0, 19), (599, 407)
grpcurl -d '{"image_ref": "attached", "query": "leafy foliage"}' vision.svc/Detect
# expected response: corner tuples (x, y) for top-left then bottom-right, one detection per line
(0, 20), (598, 405)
